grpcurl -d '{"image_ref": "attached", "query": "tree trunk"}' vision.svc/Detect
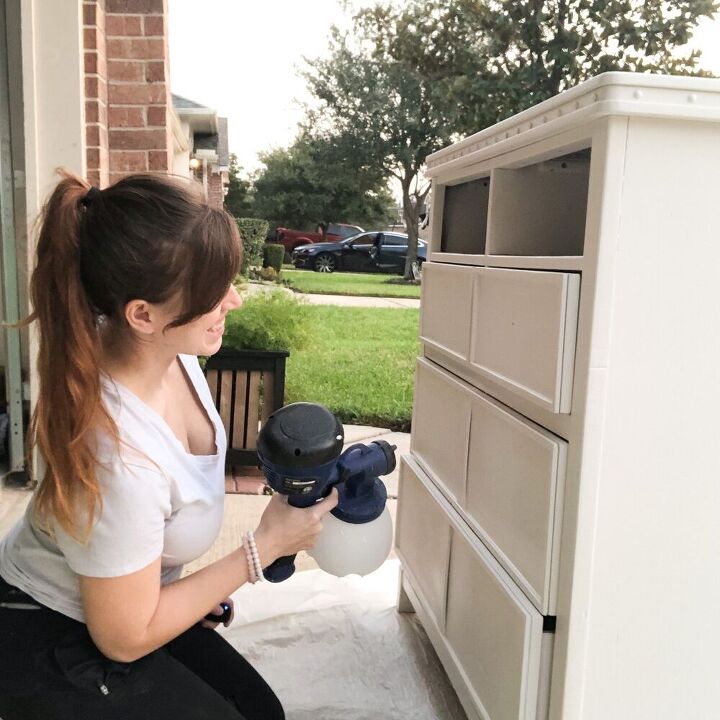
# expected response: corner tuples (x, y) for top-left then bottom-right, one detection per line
(401, 178), (420, 281)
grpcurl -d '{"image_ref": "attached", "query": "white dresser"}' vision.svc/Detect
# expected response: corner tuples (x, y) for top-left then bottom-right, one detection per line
(394, 72), (720, 720)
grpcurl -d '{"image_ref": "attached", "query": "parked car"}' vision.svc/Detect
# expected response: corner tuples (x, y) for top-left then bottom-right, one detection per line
(274, 222), (364, 253)
(292, 231), (427, 273)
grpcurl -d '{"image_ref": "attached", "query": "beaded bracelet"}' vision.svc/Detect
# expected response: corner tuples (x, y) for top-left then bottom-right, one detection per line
(242, 531), (264, 583)
(245, 530), (264, 582)
(242, 533), (260, 583)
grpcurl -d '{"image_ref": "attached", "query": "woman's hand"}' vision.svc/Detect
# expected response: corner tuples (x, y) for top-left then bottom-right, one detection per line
(201, 597), (234, 629)
(254, 488), (339, 567)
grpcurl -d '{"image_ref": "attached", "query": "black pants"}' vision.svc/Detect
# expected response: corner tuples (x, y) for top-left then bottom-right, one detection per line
(0, 575), (285, 720)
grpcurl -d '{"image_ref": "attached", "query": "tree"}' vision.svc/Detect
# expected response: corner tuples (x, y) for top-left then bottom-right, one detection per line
(412, 0), (719, 134)
(305, 0), (716, 278)
(252, 129), (396, 231)
(224, 153), (253, 219)
(305, 4), (464, 279)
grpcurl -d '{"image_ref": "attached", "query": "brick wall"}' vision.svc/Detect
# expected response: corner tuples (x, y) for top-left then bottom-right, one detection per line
(83, 0), (173, 186)
(83, 0), (109, 187)
(207, 172), (224, 209)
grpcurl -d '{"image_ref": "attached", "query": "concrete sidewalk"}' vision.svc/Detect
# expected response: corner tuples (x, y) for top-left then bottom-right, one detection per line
(300, 292), (420, 308)
(242, 281), (420, 308)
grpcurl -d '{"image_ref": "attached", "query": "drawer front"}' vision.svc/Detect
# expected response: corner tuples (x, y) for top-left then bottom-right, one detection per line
(395, 457), (452, 628)
(411, 359), (471, 504)
(421, 263), (476, 362)
(402, 456), (547, 720)
(466, 393), (566, 613)
(445, 527), (545, 720)
(411, 358), (565, 613)
(471, 268), (580, 413)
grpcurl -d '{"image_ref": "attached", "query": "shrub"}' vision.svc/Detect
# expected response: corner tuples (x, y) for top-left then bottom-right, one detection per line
(222, 290), (312, 352)
(263, 243), (285, 272)
(247, 266), (280, 283)
(236, 218), (270, 275)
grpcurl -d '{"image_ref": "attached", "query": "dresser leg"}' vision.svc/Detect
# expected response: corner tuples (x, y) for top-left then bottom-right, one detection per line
(397, 571), (415, 613)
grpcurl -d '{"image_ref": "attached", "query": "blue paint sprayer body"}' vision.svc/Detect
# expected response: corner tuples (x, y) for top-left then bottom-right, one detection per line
(256, 402), (396, 583)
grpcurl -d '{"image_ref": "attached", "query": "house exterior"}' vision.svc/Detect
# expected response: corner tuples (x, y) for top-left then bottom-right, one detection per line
(173, 94), (230, 208)
(0, 0), (227, 482)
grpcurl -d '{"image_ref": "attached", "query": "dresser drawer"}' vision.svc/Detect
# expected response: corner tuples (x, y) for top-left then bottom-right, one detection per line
(411, 359), (471, 505)
(446, 525), (549, 720)
(395, 457), (452, 629)
(421, 264), (580, 414)
(466, 392), (566, 613)
(470, 268), (580, 413)
(400, 456), (551, 720)
(421, 263), (476, 362)
(411, 358), (566, 613)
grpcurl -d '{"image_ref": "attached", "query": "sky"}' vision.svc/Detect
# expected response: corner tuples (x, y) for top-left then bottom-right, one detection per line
(167, 1), (720, 175)
(168, 0), (370, 173)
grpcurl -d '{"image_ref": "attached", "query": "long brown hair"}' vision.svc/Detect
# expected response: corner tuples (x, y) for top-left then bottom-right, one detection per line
(26, 170), (241, 540)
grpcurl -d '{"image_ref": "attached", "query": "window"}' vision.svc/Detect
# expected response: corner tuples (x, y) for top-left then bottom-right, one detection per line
(349, 234), (374, 247)
(383, 234), (408, 247)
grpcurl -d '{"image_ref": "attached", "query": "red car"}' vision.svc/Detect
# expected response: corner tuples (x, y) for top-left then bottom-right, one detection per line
(274, 223), (364, 253)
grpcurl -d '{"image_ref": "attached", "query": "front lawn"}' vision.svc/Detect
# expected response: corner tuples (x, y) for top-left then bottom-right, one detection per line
(285, 305), (420, 431)
(282, 268), (421, 299)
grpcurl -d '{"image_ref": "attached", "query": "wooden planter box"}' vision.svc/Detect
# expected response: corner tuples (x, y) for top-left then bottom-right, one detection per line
(204, 348), (289, 467)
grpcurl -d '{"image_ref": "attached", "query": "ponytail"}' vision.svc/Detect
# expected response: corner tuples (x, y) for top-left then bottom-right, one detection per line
(21, 168), (241, 541)
(29, 170), (117, 541)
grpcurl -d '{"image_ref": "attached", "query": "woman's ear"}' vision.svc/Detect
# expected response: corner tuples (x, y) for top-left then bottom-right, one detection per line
(123, 300), (157, 336)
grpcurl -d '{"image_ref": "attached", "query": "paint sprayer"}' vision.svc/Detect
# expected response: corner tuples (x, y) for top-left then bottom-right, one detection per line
(256, 402), (396, 583)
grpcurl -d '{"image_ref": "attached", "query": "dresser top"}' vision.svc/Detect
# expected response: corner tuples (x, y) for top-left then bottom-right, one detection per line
(426, 72), (720, 174)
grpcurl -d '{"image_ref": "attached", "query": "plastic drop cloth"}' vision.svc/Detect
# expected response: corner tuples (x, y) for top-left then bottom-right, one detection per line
(220, 559), (468, 720)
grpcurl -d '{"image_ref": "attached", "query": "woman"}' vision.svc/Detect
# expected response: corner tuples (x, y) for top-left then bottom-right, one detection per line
(0, 171), (337, 719)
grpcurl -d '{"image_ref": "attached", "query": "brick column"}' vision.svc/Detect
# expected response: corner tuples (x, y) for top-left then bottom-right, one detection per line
(105, 0), (173, 183)
(207, 173), (224, 209)
(83, 0), (109, 187)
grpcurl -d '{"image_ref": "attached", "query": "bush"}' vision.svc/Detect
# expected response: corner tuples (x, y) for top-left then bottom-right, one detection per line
(263, 243), (285, 272)
(248, 266), (279, 282)
(236, 218), (270, 275)
(222, 290), (312, 352)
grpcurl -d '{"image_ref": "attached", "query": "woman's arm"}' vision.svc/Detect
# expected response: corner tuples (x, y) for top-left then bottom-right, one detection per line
(82, 544), (250, 662)
(81, 490), (337, 662)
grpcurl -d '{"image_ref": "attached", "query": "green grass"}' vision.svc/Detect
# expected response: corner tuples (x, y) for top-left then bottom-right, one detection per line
(282, 268), (421, 299)
(285, 305), (421, 431)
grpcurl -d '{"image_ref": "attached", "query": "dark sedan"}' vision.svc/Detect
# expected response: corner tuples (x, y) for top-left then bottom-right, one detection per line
(291, 231), (427, 273)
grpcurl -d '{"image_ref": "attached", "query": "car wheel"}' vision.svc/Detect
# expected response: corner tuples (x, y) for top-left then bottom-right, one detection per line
(314, 253), (336, 273)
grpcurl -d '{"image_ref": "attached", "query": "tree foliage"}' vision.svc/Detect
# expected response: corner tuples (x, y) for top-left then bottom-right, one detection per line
(251, 129), (396, 231)
(305, 4), (462, 277)
(224, 153), (253, 219)
(304, 0), (716, 277)
(405, 0), (719, 133)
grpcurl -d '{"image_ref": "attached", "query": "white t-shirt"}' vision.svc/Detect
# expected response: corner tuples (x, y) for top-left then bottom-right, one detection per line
(0, 354), (226, 622)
